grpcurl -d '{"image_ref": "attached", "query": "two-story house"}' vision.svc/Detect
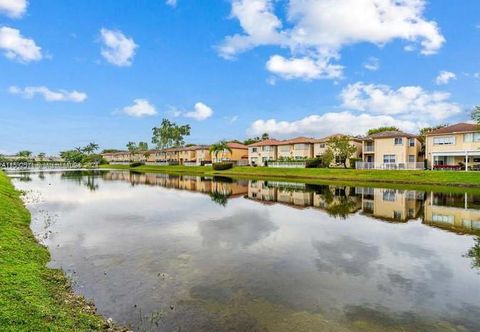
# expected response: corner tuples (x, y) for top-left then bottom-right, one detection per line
(425, 123), (480, 171)
(211, 142), (249, 164)
(248, 139), (281, 166)
(360, 131), (422, 170)
(276, 137), (315, 160)
(313, 134), (363, 167)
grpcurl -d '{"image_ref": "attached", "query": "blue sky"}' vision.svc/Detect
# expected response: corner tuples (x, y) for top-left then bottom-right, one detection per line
(0, 0), (479, 154)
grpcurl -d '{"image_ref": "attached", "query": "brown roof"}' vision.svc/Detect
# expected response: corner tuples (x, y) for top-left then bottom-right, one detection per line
(227, 142), (248, 149)
(426, 123), (479, 136)
(248, 139), (282, 147)
(365, 130), (417, 140)
(277, 137), (316, 145)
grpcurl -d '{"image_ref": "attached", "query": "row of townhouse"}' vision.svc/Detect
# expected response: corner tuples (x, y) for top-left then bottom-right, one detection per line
(247, 135), (363, 167)
(102, 142), (249, 165)
(247, 123), (480, 171)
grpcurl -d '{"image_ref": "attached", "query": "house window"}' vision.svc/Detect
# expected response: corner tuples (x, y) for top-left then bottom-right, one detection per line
(408, 155), (416, 163)
(383, 190), (396, 202)
(464, 133), (480, 143)
(394, 138), (403, 145)
(279, 146), (290, 152)
(432, 214), (454, 225)
(433, 136), (455, 145)
(294, 144), (309, 150)
(393, 211), (402, 220)
(262, 146), (273, 152)
(319, 143), (325, 149)
(408, 138), (415, 147)
(251, 148), (258, 153)
(383, 154), (396, 164)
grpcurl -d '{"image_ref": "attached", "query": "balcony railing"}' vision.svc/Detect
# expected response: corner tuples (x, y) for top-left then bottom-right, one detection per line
(364, 146), (374, 152)
(356, 162), (424, 170)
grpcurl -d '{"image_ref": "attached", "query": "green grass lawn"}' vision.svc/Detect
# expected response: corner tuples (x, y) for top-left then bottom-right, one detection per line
(100, 164), (480, 188)
(0, 171), (107, 331)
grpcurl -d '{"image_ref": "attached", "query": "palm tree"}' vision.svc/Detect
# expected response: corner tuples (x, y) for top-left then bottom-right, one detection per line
(82, 142), (99, 155)
(209, 140), (232, 162)
(37, 152), (46, 162)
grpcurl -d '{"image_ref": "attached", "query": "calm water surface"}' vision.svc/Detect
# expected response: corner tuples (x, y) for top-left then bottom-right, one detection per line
(9, 170), (480, 331)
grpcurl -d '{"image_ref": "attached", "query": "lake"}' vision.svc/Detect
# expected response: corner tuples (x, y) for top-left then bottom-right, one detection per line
(9, 170), (480, 331)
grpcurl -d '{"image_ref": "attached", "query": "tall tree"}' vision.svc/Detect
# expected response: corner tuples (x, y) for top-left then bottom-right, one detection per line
(152, 119), (191, 149)
(471, 106), (480, 124)
(209, 140), (232, 162)
(16, 150), (32, 158)
(244, 133), (270, 145)
(37, 152), (46, 161)
(327, 136), (357, 168)
(82, 142), (99, 155)
(367, 126), (400, 136)
(138, 141), (149, 151)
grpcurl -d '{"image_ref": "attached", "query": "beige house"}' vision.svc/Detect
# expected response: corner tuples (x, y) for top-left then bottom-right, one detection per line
(358, 187), (423, 222)
(359, 131), (423, 170)
(313, 134), (363, 167)
(248, 139), (281, 166)
(425, 123), (480, 171)
(424, 191), (480, 235)
(211, 142), (248, 164)
(276, 137), (315, 160)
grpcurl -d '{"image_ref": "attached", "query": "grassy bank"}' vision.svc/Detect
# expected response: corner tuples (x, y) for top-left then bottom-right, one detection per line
(0, 171), (108, 331)
(100, 164), (480, 188)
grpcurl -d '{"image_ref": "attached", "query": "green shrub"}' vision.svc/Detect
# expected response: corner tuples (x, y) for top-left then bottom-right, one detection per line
(213, 162), (233, 170)
(349, 158), (362, 169)
(129, 161), (145, 167)
(305, 157), (324, 168)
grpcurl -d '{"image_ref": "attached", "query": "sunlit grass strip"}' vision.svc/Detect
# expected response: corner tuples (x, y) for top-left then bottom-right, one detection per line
(0, 171), (106, 331)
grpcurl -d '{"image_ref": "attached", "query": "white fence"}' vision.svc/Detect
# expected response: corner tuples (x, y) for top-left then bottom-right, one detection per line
(268, 161), (306, 168)
(356, 162), (424, 170)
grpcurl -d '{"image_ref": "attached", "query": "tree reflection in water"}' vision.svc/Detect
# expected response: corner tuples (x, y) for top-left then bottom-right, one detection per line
(209, 190), (231, 207)
(465, 237), (480, 272)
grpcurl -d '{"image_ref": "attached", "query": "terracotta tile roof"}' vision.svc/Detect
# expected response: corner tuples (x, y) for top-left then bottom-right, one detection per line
(426, 123), (479, 136)
(227, 142), (248, 149)
(248, 139), (282, 147)
(277, 137), (316, 145)
(365, 130), (417, 140)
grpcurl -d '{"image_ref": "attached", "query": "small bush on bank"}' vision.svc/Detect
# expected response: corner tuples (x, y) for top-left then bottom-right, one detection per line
(305, 158), (324, 168)
(130, 161), (145, 168)
(213, 162), (233, 170)
(349, 158), (362, 169)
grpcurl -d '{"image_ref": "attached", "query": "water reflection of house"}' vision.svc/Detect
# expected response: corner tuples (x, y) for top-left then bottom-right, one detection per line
(424, 192), (480, 235)
(102, 172), (247, 198)
(356, 187), (423, 222)
(247, 180), (362, 215)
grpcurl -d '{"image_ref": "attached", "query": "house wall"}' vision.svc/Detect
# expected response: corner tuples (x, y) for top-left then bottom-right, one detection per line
(365, 137), (421, 167)
(248, 146), (277, 165)
(426, 133), (480, 167)
(211, 148), (248, 162)
(277, 144), (313, 160)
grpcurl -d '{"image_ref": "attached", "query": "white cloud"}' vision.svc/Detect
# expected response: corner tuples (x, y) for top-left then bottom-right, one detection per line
(340, 82), (461, 121)
(435, 70), (456, 85)
(219, 0), (444, 80)
(363, 57), (380, 71)
(0, 26), (42, 62)
(166, 0), (177, 7)
(0, 0), (27, 18)
(122, 99), (157, 117)
(184, 102), (214, 121)
(100, 28), (138, 67)
(8, 85), (87, 102)
(248, 111), (423, 138)
(266, 54), (343, 80)
(474, 73), (480, 79)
